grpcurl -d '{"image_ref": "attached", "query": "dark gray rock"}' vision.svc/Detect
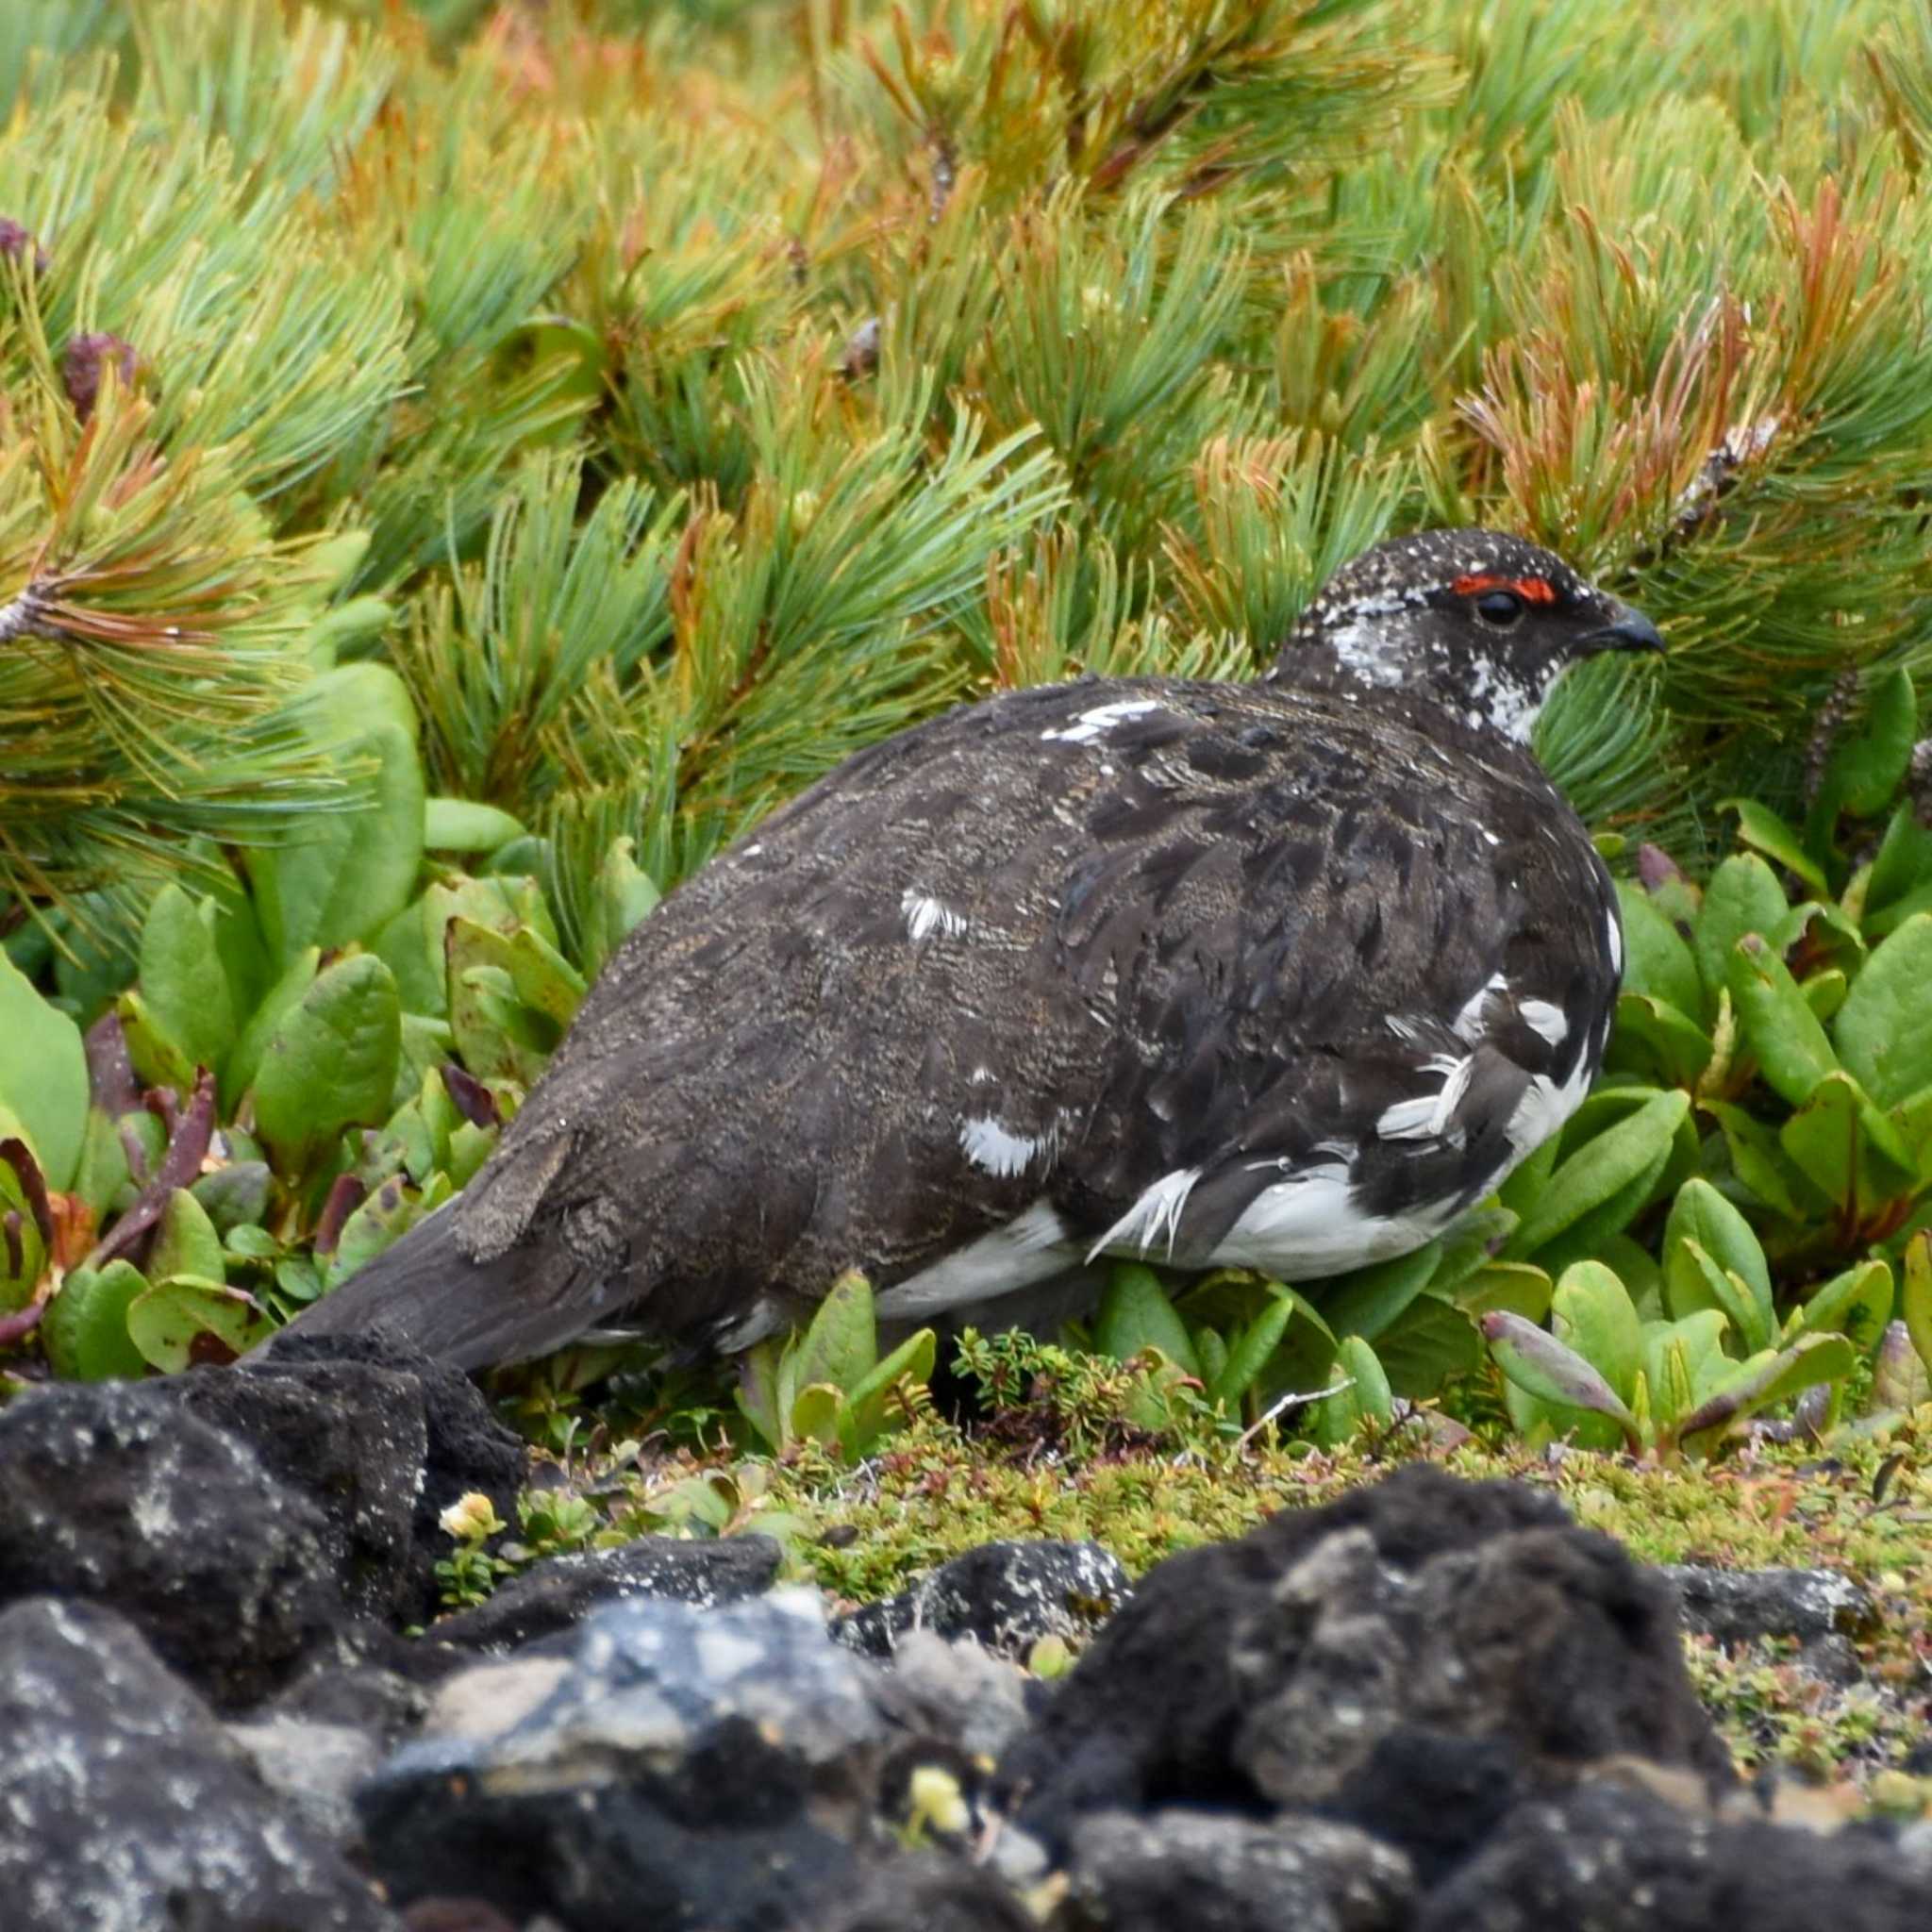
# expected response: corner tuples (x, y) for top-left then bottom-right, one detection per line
(1417, 1780), (1932, 1932)
(235, 1335), (526, 1619)
(225, 1712), (384, 1846)
(997, 1465), (1731, 1871)
(1659, 1563), (1879, 1644)
(0, 1378), (341, 1707)
(811, 1856), (1036, 1932)
(0, 1596), (399, 1932)
(429, 1532), (782, 1652)
(359, 1589), (893, 1931)
(835, 1539), (1129, 1658)
(1064, 1808), (1414, 1932)
(874, 1628), (1034, 1763)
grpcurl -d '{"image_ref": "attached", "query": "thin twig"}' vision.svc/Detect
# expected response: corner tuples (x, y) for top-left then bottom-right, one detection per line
(1236, 1377), (1352, 1454)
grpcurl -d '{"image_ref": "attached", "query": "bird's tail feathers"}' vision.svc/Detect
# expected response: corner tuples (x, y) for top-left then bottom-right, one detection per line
(258, 1201), (603, 1372)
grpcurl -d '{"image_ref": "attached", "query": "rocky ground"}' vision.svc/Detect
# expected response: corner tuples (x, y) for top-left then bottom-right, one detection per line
(2, 1335), (1928, 1932)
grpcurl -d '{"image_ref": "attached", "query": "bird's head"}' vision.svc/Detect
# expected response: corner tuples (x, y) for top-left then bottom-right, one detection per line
(1270, 527), (1665, 743)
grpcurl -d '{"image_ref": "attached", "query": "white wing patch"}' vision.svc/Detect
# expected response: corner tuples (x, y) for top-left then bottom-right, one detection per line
(901, 889), (969, 941)
(1452, 973), (1508, 1044)
(958, 1115), (1050, 1179)
(1086, 1167), (1201, 1261)
(1207, 1166), (1457, 1276)
(1041, 699), (1162, 745)
(1518, 998), (1570, 1046)
(876, 1198), (1076, 1318)
(1375, 1052), (1475, 1142)
(1505, 1050), (1593, 1157)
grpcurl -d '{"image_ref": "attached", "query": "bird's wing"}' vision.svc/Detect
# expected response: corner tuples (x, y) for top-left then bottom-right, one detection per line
(1029, 682), (1622, 1274)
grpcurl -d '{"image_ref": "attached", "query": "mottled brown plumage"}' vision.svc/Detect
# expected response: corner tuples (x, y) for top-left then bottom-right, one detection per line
(274, 530), (1662, 1369)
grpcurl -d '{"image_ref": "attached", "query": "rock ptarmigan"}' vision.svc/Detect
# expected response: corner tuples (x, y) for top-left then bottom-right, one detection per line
(274, 529), (1662, 1369)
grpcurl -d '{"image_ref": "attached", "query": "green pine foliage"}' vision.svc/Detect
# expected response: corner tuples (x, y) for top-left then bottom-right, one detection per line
(6, 0), (1932, 1458)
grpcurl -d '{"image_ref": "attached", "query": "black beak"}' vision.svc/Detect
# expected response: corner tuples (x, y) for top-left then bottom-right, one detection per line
(1584, 596), (1666, 655)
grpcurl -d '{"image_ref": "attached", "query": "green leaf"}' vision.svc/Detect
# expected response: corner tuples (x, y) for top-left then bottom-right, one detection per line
(225, 947), (321, 1111)
(425, 797), (527, 852)
(137, 885), (238, 1083)
(326, 1174), (449, 1290)
(1613, 883), (1704, 1020)
(1824, 667), (1915, 819)
(1373, 1291), (1481, 1397)
(1317, 1240), (1441, 1341)
(40, 1260), (150, 1381)
(1480, 1310), (1639, 1441)
(1334, 1333), (1394, 1427)
(788, 1382), (844, 1449)
(446, 915), (581, 1084)
(1605, 992), (1712, 1088)
(247, 665), (425, 966)
(1903, 1232), (1932, 1384)
(1695, 855), (1791, 1006)
(1866, 802), (1932, 925)
(584, 836), (662, 975)
(1834, 914), (1932, 1108)
(843, 1325), (938, 1452)
(1797, 1258), (1893, 1352)
(1720, 799), (1827, 895)
(1095, 1261), (1202, 1378)
(737, 1341), (785, 1452)
(1779, 1071), (1916, 1220)
(148, 1189), (227, 1288)
(1674, 1334), (1856, 1457)
(791, 1269), (879, 1396)
(1451, 1261), (1554, 1322)
(1728, 932), (1840, 1107)
(254, 955), (403, 1173)
(1700, 1100), (1806, 1220)
(1505, 1088), (1690, 1258)
(126, 1277), (272, 1372)
(0, 950), (89, 1191)
(1550, 1260), (1641, 1406)
(1662, 1178), (1773, 1348)
(1641, 1309), (1732, 1423)
(1207, 1290), (1297, 1409)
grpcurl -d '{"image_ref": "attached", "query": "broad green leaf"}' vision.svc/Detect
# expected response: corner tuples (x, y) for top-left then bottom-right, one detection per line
(225, 947), (321, 1111)
(792, 1270), (879, 1395)
(326, 1174), (450, 1290)
(1700, 1100), (1806, 1220)
(1096, 1262), (1201, 1378)
(0, 951), (89, 1191)
(1641, 1309), (1731, 1422)
(1318, 1240), (1441, 1341)
(1834, 915), (1932, 1108)
(1451, 1261), (1553, 1322)
(1797, 1259), (1893, 1352)
(1728, 932), (1840, 1107)
(247, 665), (425, 965)
(1480, 1310), (1638, 1441)
(591, 837), (661, 973)
(1675, 1334), (1856, 1457)
(126, 1276), (272, 1372)
(1874, 1318), (1932, 1410)
(148, 1189), (227, 1288)
(789, 1383), (844, 1451)
(1605, 992), (1712, 1088)
(1669, 1240), (1772, 1357)
(1800, 968), (1848, 1025)
(1335, 1333), (1393, 1426)
(1865, 802), (1932, 926)
(425, 798), (527, 852)
(1904, 1233), (1932, 1384)
(1613, 883), (1703, 1020)
(40, 1260), (150, 1381)
(737, 1341), (784, 1452)
(1779, 1071), (1916, 1218)
(1824, 667), (1915, 818)
(254, 956), (403, 1172)
(1720, 799), (1826, 895)
(1695, 855), (1790, 1006)
(447, 917), (584, 1028)
(1550, 1260), (1641, 1405)
(844, 1325), (938, 1451)
(1373, 1291), (1481, 1396)
(0, 1150), (45, 1311)
(1663, 1179), (1772, 1333)
(1505, 1088), (1690, 1258)
(138, 886), (237, 1083)
(1208, 1291), (1297, 1408)
(1596, 1233), (1664, 1319)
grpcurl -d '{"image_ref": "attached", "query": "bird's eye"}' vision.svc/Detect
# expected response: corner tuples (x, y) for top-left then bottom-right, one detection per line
(1474, 589), (1524, 627)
